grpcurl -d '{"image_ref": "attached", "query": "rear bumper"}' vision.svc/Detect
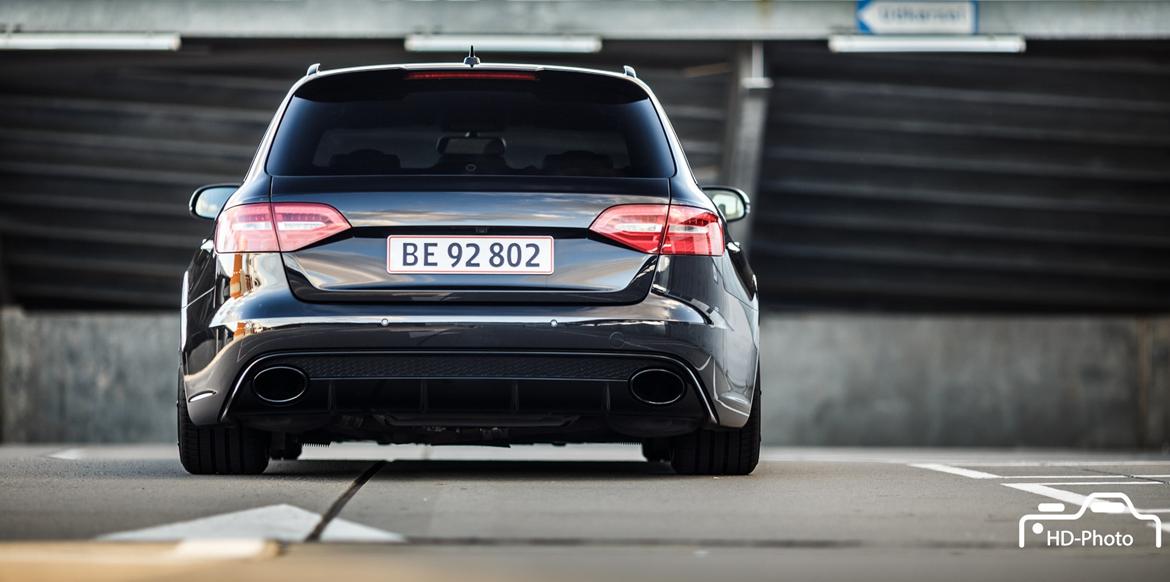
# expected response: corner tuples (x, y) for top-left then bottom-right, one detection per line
(225, 350), (713, 441)
(181, 257), (757, 438)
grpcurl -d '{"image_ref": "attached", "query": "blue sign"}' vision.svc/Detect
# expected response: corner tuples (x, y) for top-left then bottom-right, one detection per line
(858, 0), (978, 35)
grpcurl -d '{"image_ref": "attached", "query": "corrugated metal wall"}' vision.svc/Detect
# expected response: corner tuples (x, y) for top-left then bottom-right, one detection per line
(3, 40), (1169, 312)
(0, 40), (730, 309)
(757, 41), (1170, 312)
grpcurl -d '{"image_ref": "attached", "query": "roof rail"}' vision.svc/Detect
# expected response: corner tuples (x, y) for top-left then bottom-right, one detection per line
(623, 65), (637, 78)
(306, 63), (321, 76)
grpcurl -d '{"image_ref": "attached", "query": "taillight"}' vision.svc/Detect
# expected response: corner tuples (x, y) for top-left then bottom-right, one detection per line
(215, 204), (277, 253)
(661, 205), (724, 256)
(588, 204), (669, 254)
(588, 204), (724, 256)
(270, 203), (351, 251)
(215, 203), (350, 253)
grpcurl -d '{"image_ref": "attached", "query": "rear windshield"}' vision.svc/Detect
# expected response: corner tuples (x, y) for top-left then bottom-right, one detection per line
(266, 69), (675, 178)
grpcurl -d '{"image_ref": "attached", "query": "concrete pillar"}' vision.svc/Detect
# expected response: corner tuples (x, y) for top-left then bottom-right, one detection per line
(719, 41), (772, 251)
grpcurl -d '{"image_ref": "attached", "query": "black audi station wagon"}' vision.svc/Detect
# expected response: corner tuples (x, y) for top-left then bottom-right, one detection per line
(180, 58), (761, 475)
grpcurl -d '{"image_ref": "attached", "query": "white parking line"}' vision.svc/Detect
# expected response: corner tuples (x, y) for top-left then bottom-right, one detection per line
(1002, 481), (1167, 516)
(1005, 483), (1170, 533)
(960, 460), (1170, 467)
(100, 504), (405, 543)
(911, 462), (1170, 482)
(47, 448), (85, 460)
(910, 463), (1001, 479)
(1014, 481), (1163, 487)
(911, 461), (1170, 528)
(998, 475), (1126, 479)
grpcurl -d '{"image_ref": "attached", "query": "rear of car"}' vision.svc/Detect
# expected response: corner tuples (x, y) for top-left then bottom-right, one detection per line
(179, 64), (761, 476)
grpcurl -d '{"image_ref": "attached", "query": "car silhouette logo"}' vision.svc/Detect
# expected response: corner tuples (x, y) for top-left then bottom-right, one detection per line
(1018, 492), (1162, 548)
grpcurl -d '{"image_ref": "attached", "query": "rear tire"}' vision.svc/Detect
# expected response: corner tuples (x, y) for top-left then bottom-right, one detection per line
(177, 381), (269, 475)
(669, 371), (761, 476)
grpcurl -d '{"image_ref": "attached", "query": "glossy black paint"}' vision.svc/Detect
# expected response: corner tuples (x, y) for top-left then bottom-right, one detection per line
(180, 63), (760, 446)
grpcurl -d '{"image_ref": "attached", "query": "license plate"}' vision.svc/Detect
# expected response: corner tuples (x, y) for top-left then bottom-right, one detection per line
(387, 236), (554, 274)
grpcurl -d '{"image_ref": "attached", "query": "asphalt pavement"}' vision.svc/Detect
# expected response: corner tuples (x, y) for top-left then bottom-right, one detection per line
(1, 444), (1168, 581)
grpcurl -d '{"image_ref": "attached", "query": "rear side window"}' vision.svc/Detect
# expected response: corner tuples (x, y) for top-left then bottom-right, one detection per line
(266, 70), (675, 178)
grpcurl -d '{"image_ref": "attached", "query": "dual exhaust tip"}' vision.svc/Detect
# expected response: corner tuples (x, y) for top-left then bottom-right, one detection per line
(252, 365), (686, 407)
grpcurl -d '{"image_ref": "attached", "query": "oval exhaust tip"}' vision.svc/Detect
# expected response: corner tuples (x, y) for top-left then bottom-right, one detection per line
(252, 366), (308, 404)
(629, 368), (686, 405)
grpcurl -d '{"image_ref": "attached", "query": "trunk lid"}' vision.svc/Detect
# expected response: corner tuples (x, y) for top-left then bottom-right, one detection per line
(275, 176), (667, 303)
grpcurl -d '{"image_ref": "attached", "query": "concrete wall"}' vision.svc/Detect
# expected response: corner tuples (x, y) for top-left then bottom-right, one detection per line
(761, 316), (1169, 448)
(2, 307), (1166, 447)
(0, 309), (178, 443)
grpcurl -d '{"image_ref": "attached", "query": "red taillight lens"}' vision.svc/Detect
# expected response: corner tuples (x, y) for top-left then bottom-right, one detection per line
(588, 204), (669, 254)
(588, 204), (724, 256)
(215, 204), (278, 253)
(215, 203), (350, 253)
(661, 205), (724, 256)
(270, 203), (351, 251)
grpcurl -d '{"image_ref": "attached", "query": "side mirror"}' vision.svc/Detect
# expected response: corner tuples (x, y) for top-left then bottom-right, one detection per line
(702, 186), (750, 223)
(189, 184), (238, 220)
